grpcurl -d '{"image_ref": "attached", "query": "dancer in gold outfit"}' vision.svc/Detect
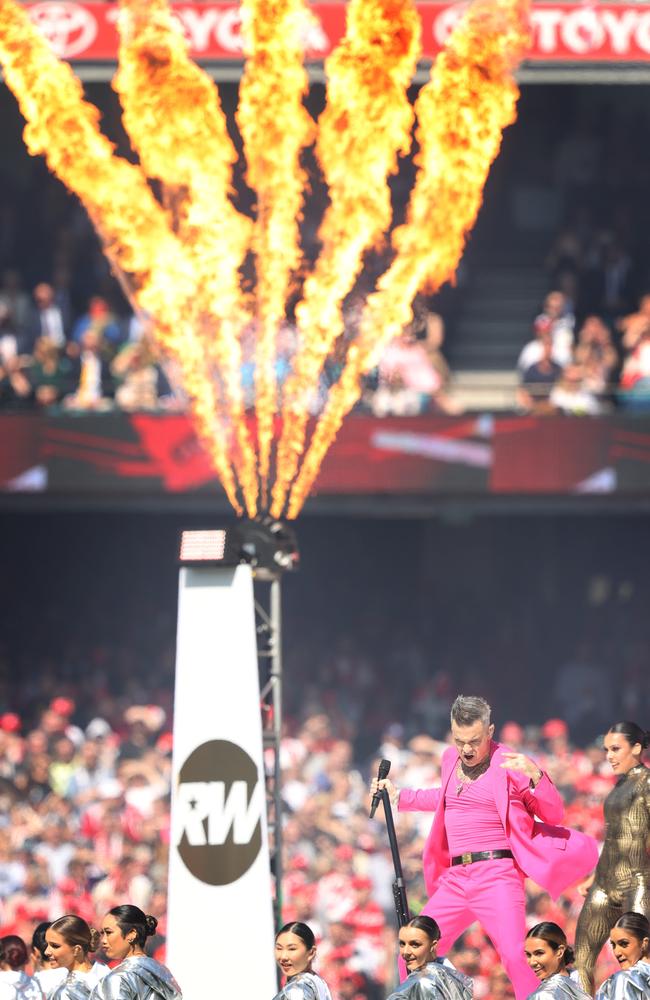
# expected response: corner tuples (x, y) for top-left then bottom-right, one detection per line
(574, 721), (650, 993)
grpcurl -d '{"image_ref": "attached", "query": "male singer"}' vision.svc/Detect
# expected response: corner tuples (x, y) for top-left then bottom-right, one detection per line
(371, 695), (598, 1000)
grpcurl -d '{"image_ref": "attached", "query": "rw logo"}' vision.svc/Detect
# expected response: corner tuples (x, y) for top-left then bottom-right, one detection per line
(175, 740), (263, 885)
(177, 780), (263, 846)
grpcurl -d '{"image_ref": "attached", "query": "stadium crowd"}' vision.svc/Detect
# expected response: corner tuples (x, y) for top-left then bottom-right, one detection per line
(515, 287), (650, 416)
(2, 271), (648, 418)
(1, 87), (650, 419)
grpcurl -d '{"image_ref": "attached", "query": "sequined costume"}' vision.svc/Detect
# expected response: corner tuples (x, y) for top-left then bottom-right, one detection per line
(575, 764), (650, 992)
(33, 968), (66, 1000)
(0, 971), (43, 1000)
(527, 973), (591, 1000)
(272, 971), (332, 1000)
(51, 965), (109, 1000)
(596, 959), (650, 1000)
(386, 961), (472, 1000)
(89, 956), (181, 1000)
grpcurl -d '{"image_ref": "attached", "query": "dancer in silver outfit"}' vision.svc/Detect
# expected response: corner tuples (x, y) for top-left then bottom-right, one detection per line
(0, 936), (44, 1000)
(90, 907), (181, 1000)
(273, 923), (331, 1000)
(387, 916), (472, 1000)
(45, 915), (108, 1000)
(525, 923), (590, 1000)
(596, 912), (650, 1000)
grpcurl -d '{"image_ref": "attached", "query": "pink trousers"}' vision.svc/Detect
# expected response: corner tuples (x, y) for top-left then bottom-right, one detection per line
(415, 858), (539, 1000)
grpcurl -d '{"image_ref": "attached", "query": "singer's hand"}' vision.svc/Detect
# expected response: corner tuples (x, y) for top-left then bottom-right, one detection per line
(370, 777), (398, 807)
(500, 752), (543, 786)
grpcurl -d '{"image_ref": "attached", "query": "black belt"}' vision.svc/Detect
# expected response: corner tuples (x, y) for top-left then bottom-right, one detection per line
(451, 849), (514, 866)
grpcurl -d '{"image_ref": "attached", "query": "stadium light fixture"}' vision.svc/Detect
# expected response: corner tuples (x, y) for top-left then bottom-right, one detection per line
(178, 518), (299, 580)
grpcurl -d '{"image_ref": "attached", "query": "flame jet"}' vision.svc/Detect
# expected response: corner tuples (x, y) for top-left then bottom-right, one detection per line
(269, 0), (421, 518)
(114, 0), (258, 516)
(287, 0), (531, 518)
(236, 0), (314, 504)
(0, 0), (242, 513)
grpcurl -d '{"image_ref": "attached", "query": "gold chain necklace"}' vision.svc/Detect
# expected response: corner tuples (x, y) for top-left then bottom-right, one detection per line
(455, 755), (491, 795)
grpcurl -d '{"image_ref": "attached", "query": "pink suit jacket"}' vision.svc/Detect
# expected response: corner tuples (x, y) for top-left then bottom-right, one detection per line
(398, 741), (599, 898)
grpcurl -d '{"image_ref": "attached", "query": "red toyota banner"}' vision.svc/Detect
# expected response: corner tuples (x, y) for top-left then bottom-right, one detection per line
(22, 1), (650, 64)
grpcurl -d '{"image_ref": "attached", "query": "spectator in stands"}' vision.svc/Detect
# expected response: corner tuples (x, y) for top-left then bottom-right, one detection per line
(0, 356), (32, 410)
(111, 335), (160, 411)
(422, 313), (463, 415)
(25, 283), (67, 354)
(33, 819), (74, 886)
(546, 227), (584, 288)
(574, 316), (618, 403)
(0, 270), (30, 339)
(71, 297), (122, 350)
(518, 292), (574, 373)
(28, 338), (75, 407)
(0, 303), (19, 369)
(372, 327), (441, 416)
(618, 294), (650, 410)
(517, 333), (563, 413)
(63, 329), (113, 411)
(549, 363), (606, 416)
(1, 866), (51, 934)
(65, 739), (114, 803)
(583, 240), (635, 324)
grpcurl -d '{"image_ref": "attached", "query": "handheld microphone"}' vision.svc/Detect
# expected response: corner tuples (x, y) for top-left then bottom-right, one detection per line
(369, 758), (391, 819)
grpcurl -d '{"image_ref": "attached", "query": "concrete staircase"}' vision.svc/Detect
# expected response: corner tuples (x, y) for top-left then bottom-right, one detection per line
(445, 264), (549, 411)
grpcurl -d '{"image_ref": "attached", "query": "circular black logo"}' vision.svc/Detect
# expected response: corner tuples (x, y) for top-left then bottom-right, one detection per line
(176, 739), (263, 885)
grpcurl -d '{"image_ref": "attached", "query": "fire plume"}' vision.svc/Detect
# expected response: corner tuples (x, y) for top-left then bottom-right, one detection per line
(269, 0), (421, 517)
(287, 0), (531, 517)
(0, 0), (532, 519)
(0, 0), (242, 512)
(236, 0), (314, 503)
(114, 0), (258, 516)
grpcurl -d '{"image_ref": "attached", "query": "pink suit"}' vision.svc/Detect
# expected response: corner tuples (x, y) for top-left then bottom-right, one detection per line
(399, 742), (599, 1000)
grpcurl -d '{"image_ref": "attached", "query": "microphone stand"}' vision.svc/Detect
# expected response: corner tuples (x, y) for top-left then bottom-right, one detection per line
(380, 787), (410, 927)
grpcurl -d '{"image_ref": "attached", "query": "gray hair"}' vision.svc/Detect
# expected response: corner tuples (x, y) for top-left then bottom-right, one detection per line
(450, 695), (492, 728)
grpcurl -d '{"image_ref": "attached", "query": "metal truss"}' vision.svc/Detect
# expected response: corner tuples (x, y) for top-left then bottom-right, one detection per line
(255, 575), (284, 931)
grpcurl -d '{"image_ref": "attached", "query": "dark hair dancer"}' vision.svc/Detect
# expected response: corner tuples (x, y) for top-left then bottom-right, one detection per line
(92, 906), (181, 1000)
(524, 923), (589, 1000)
(0, 936), (42, 1000)
(596, 912), (650, 999)
(387, 916), (472, 1000)
(272, 923), (331, 1000)
(574, 721), (650, 992)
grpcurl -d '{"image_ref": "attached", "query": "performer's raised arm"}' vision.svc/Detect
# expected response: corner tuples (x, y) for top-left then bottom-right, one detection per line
(370, 775), (442, 814)
(500, 752), (565, 825)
